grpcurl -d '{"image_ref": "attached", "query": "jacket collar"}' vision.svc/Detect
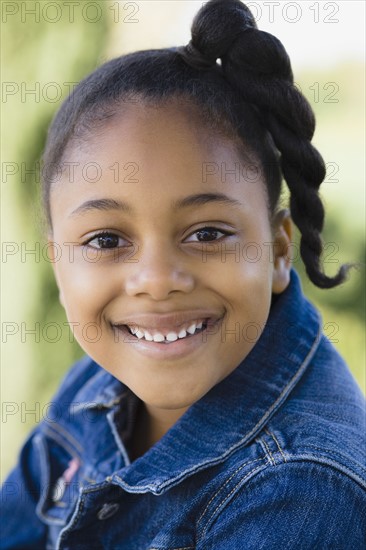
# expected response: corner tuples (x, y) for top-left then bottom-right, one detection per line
(74, 269), (322, 494)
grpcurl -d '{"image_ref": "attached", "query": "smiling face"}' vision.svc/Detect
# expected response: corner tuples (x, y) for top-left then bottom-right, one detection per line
(49, 98), (291, 421)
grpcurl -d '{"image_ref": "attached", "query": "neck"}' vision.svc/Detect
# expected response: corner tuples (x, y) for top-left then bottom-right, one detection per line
(129, 401), (189, 460)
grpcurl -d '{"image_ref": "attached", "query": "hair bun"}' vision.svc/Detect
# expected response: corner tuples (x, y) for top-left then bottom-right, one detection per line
(225, 28), (293, 81)
(189, 0), (257, 61)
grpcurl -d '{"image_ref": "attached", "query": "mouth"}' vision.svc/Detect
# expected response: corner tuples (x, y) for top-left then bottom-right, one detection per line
(111, 310), (224, 352)
(122, 318), (209, 344)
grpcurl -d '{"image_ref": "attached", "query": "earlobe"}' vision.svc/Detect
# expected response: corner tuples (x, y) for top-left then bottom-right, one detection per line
(271, 209), (292, 295)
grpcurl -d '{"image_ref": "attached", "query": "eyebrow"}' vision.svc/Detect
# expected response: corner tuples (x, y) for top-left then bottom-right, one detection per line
(69, 198), (132, 218)
(69, 193), (242, 218)
(172, 193), (243, 210)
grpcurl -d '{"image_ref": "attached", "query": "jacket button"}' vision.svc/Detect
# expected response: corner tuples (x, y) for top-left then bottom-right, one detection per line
(97, 503), (120, 520)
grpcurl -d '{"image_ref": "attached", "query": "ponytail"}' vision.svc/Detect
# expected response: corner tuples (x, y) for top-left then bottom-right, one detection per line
(179, 0), (350, 288)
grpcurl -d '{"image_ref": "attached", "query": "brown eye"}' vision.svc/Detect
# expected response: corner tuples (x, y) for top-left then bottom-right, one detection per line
(97, 234), (120, 248)
(185, 227), (229, 243)
(196, 228), (221, 241)
(86, 232), (127, 249)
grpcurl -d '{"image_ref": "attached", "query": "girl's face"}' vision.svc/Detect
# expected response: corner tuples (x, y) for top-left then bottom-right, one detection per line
(50, 100), (291, 415)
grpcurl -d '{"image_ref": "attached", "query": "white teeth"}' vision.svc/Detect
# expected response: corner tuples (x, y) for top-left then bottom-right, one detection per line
(187, 323), (197, 335)
(127, 320), (205, 342)
(153, 333), (165, 343)
(166, 332), (178, 342)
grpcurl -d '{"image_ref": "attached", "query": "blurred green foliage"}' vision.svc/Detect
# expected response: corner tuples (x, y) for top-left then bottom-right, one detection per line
(2, 0), (109, 478)
(1, 1), (365, 480)
(290, 63), (365, 390)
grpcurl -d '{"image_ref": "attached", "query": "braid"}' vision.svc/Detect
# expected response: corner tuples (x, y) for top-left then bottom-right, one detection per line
(186, 0), (350, 288)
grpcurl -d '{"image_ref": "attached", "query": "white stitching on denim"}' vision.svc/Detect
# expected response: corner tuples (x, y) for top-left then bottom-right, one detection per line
(197, 457), (267, 526)
(255, 437), (276, 466)
(43, 427), (82, 461)
(114, 441), (269, 493)
(34, 434), (82, 527)
(267, 454), (366, 490)
(106, 409), (131, 466)
(200, 454), (366, 541)
(291, 443), (366, 474)
(200, 463), (266, 539)
(44, 423), (84, 453)
(265, 428), (287, 463)
(239, 323), (322, 446)
(294, 445), (366, 475)
(56, 494), (85, 550)
(35, 436), (65, 526)
(261, 437), (276, 466)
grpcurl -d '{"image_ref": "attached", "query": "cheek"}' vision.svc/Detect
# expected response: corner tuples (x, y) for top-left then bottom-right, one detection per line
(204, 242), (274, 349)
(243, 264), (274, 328)
(205, 239), (274, 301)
(54, 258), (120, 357)
(54, 255), (117, 322)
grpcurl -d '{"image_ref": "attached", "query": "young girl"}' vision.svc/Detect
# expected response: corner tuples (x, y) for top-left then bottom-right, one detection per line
(1, 0), (365, 548)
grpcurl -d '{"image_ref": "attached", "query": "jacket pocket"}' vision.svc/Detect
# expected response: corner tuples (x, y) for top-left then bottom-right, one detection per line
(34, 430), (83, 528)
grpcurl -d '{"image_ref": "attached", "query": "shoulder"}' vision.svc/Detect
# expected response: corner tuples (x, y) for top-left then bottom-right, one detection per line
(271, 333), (366, 481)
(195, 331), (366, 547)
(196, 459), (366, 549)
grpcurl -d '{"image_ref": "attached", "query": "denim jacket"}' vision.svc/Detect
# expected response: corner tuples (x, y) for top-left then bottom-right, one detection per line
(1, 270), (365, 549)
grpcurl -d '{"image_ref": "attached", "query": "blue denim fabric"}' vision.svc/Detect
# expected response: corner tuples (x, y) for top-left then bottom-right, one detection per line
(1, 270), (365, 549)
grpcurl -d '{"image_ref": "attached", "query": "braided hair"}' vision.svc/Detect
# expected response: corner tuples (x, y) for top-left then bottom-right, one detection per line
(41, 0), (349, 288)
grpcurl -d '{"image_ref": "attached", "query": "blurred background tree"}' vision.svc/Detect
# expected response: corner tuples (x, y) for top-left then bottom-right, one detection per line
(2, 0), (110, 478)
(1, 0), (365, 480)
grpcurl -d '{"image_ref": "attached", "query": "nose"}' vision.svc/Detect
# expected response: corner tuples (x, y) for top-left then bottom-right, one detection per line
(124, 246), (195, 300)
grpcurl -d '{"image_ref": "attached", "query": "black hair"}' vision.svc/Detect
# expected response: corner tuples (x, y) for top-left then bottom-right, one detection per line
(41, 0), (350, 289)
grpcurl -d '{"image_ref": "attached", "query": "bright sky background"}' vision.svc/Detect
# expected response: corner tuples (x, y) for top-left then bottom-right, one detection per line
(108, 1), (365, 70)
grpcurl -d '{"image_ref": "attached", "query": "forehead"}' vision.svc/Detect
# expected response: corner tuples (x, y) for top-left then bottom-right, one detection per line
(70, 99), (244, 167)
(50, 100), (268, 219)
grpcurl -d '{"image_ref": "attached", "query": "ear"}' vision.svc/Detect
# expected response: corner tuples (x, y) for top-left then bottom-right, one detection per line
(47, 236), (65, 309)
(271, 209), (292, 294)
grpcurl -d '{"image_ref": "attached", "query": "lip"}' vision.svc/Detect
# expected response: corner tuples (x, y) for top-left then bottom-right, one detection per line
(112, 310), (224, 333)
(111, 311), (224, 360)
